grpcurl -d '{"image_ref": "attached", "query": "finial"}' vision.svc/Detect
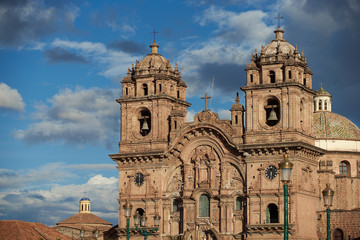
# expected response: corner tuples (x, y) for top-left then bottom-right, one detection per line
(294, 44), (298, 54)
(301, 50), (304, 57)
(255, 49), (257, 55)
(235, 92), (240, 103)
(275, 12), (284, 27)
(175, 62), (178, 71)
(151, 28), (159, 42)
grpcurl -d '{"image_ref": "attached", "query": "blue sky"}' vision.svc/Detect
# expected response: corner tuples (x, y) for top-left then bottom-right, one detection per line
(0, 0), (359, 226)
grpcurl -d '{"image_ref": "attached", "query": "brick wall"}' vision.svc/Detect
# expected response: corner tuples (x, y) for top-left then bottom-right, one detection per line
(317, 209), (360, 240)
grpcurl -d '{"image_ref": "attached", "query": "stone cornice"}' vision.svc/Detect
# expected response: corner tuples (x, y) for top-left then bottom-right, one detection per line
(109, 151), (166, 165)
(117, 95), (191, 107)
(241, 81), (317, 94)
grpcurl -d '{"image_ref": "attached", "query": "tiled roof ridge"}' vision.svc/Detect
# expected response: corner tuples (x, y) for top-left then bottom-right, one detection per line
(33, 226), (51, 240)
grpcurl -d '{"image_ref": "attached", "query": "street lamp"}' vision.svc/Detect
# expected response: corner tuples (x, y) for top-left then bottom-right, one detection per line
(134, 212), (161, 240)
(279, 154), (293, 240)
(123, 200), (133, 240)
(322, 184), (335, 240)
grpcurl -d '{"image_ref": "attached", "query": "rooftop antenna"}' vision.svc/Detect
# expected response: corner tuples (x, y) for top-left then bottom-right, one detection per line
(275, 12), (283, 27)
(209, 75), (215, 110)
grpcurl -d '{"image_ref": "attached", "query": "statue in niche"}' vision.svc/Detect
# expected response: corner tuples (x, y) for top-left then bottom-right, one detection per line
(191, 146), (218, 187)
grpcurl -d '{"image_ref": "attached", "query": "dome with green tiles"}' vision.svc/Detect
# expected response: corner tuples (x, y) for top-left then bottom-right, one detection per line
(314, 112), (360, 140)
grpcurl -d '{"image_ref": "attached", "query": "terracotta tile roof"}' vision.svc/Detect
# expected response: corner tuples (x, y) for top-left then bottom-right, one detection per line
(0, 220), (72, 240)
(53, 223), (111, 232)
(57, 213), (112, 226)
(314, 112), (360, 140)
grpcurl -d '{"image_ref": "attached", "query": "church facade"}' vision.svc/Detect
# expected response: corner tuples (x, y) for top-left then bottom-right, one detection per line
(110, 27), (360, 240)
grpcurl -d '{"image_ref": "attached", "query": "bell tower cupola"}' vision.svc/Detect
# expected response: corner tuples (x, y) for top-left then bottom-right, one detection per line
(117, 40), (191, 153)
(241, 26), (317, 144)
(314, 84), (332, 112)
(79, 196), (91, 213)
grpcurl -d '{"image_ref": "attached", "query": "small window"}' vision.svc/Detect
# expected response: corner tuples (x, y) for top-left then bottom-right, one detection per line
(173, 199), (181, 212)
(199, 194), (210, 217)
(177, 90), (180, 98)
(339, 161), (350, 176)
(250, 74), (253, 83)
(174, 120), (177, 129)
(324, 101), (328, 110)
(319, 100), (322, 110)
(303, 78), (306, 86)
(125, 87), (128, 96)
(266, 204), (279, 223)
(270, 71), (276, 83)
(235, 115), (238, 124)
(235, 197), (242, 211)
(143, 84), (148, 96)
(288, 71), (292, 79)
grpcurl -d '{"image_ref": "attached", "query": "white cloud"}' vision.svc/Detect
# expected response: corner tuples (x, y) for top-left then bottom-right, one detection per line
(0, 171), (118, 225)
(52, 39), (107, 55)
(49, 39), (140, 79)
(177, 7), (274, 98)
(0, 83), (25, 111)
(13, 87), (119, 148)
(278, 0), (341, 36)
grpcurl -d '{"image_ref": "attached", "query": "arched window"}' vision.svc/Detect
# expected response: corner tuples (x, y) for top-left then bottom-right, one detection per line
(270, 71), (276, 83)
(199, 194), (210, 217)
(333, 228), (344, 240)
(250, 74), (253, 83)
(324, 100), (328, 110)
(266, 204), (279, 223)
(235, 197), (242, 211)
(177, 90), (180, 98)
(339, 161), (350, 176)
(319, 100), (322, 110)
(142, 84), (148, 96)
(159, 84), (162, 93)
(235, 115), (238, 124)
(288, 71), (292, 79)
(303, 78), (306, 86)
(125, 87), (128, 96)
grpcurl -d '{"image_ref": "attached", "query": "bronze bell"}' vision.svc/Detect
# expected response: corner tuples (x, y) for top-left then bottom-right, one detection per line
(141, 118), (149, 131)
(268, 108), (278, 121)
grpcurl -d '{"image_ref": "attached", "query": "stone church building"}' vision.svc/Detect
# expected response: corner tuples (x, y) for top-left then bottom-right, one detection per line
(110, 27), (360, 240)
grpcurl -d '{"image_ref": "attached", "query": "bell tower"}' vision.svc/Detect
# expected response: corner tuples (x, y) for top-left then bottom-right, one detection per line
(117, 41), (190, 153)
(241, 26), (316, 145)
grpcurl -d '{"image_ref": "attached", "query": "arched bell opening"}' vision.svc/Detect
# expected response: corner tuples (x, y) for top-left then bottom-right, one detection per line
(138, 109), (151, 136)
(264, 98), (280, 126)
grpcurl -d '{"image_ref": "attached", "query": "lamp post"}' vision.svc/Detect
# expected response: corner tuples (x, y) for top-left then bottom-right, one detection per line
(322, 184), (335, 240)
(134, 211), (161, 240)
(279, 154), (293, 240)
(123, 200), (133, 240)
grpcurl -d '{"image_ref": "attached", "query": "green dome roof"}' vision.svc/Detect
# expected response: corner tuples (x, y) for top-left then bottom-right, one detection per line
(316, 86), (331, 96)
(314, 112), (360, 140)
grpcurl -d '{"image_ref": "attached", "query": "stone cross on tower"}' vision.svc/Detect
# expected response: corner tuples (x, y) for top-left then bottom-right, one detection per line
(151, 28), (159, 41)
(275, 12), (283, 27)
(201, 93), (211, 111)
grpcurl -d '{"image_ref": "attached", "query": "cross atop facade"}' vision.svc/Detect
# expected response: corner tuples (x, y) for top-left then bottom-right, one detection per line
(151, 28), (159, 42)
(275, 12), (283, 27)
(201, 93), (211, 111)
